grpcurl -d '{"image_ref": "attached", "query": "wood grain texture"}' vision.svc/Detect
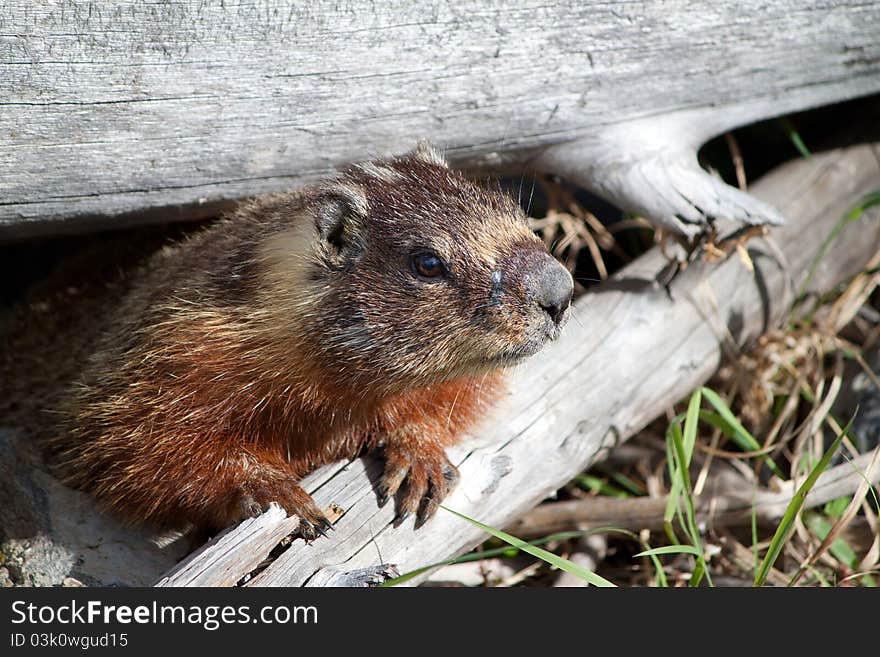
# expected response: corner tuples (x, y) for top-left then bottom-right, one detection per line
(150, 141), (880, 587)
(155, 504), (301, 587)
(3, 1), (880, 236)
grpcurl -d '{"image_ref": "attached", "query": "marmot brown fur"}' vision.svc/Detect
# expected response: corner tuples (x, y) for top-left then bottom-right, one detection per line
(8, 142), (573, 537)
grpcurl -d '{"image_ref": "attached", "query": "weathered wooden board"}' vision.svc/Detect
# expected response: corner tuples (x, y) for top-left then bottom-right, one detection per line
(142, 141), (878, 587)
(154, 505), (301, 587)
(2, 1), (880, 238)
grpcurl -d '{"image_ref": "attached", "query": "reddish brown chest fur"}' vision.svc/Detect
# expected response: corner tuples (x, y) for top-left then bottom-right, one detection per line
(216, 365), (506, 475)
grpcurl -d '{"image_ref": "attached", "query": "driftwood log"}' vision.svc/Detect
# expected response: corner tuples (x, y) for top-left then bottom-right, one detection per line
(151, 142), (880, 587)
(2, 1), (880, 239)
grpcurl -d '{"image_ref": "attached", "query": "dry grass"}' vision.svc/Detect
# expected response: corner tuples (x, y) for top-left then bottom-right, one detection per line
(435, 134), (880, 587)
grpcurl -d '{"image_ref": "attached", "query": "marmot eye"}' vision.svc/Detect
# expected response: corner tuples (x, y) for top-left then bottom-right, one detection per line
(411, 252), (446, 279)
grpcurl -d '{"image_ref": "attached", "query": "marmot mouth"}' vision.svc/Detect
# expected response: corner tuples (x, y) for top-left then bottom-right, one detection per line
(482, 324), (564, 366)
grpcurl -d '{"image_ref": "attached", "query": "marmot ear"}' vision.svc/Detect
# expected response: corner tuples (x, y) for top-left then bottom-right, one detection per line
(313, 183), (368, 265)
(412, 140), (448, 168)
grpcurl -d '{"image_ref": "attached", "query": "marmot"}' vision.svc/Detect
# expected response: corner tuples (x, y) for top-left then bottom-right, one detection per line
(16, 143), (574, 538)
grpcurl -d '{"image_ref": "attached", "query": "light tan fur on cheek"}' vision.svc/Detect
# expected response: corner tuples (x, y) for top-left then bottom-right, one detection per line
(254, 223), (326, 325)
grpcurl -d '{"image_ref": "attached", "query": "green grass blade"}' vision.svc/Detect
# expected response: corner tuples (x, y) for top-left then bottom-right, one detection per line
(382, 528), (616, 586)
(635, 545), (702, 557)
(670, 407), (711, 588)
(701, 387), (785, 477)
(663, 419), (684, 543)
(680, 390), (703, 549)
(779, 117), (812, 159)
(691, 560), (707, 588)
(441, 506), (617, 587)
(751, 488), (759, 573)
(663, 391), (700, 531)
(801, 564), (832, 587)
(385, 527), (665, 587)
(606, 470), (647, 497)
(575, 473), (631, 498)
(753, 414), (854, 587)
(684, 388), (702, 459)
(803, 512), (859, 568)
(651, 555), (669, 588)
(823, 496), (851, 518)
(797, 190), (880, 307)
(383, 564), (449, 586)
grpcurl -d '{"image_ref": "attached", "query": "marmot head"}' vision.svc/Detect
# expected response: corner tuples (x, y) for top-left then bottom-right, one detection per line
(260, 142), (573, 391)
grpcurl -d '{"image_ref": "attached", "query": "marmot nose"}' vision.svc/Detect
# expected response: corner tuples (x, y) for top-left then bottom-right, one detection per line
(530, 256), (574, 326)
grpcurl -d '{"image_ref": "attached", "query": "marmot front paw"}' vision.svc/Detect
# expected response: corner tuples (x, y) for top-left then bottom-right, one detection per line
(376, 441), (460, 528)
(238, 476), (334, 540)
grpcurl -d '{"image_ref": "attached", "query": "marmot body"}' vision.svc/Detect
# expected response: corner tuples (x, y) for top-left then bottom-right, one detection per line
(24, 144), (573, 536)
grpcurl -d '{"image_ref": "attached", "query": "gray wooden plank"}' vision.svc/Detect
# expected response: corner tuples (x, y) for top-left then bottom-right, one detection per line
(3, 1), (880, 236)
